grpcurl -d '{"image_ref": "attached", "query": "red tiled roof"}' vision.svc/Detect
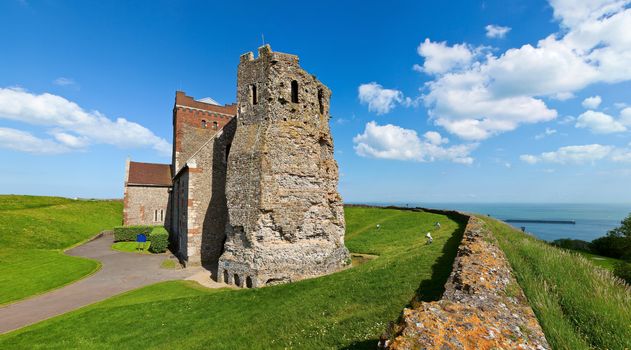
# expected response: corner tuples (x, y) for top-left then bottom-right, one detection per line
(127, 161), (172, 186)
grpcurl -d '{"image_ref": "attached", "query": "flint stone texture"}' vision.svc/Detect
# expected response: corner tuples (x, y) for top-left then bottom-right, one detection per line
(384, 215), (550, 350)
(218, 45), (350, 288)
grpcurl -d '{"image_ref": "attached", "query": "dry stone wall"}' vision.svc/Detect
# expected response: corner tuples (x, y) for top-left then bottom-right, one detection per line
(218, 45), (349, 288)
(384, 214), (550, 350)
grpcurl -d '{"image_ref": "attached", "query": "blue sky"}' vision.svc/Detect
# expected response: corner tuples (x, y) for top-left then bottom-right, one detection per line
(1, 0), (631, 203)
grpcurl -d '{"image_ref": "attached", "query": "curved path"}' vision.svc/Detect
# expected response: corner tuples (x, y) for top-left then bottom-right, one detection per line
(0, 232), (205, 334)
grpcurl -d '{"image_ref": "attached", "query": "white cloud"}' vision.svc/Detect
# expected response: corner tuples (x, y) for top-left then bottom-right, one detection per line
(620, 107), (631, 126)
(416, 39), (474, 74)
(485, 24), (511, 39)
(551, 92), (575, 101)
(582, 95), (602, 109)
(548, 0), (629, 28)
(520, 144), (613, 164)
(416, 1), (631, 141)
(53, 77), (77, 87)
(358, 82), (403, 115)
(353, 121), (476, 164)
(576, 110), (627, 133)
(535, 127), (558, 140)
(0, 87), (171, 156)
(0, 127), (70, 154)
(423, 131), (448, 145)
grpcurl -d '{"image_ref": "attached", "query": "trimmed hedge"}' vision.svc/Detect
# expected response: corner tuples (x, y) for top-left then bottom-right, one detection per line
(149, 227), (169, 253)
(113, 225), (152, 242)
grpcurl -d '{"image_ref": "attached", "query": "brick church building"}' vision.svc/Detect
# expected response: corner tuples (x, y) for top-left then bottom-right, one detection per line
(123, 91), (237, 265)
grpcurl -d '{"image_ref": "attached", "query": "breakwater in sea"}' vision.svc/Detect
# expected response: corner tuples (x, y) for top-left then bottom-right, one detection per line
(360, 203), (631, 242)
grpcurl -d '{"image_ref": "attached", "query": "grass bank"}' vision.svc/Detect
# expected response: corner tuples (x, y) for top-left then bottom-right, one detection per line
(0, 195), (122, 305)
(479, 216), (631, 350)
(0, 207), (466, 349)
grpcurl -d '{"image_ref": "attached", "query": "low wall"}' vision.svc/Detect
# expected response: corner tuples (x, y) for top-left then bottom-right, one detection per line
(381, 212), (550, 349)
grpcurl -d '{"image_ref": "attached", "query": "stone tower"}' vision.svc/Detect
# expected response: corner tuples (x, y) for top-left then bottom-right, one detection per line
(217, 45), (350, 288)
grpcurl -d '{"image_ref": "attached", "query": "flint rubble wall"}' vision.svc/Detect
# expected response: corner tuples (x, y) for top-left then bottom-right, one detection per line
(382, 209), (550, 350)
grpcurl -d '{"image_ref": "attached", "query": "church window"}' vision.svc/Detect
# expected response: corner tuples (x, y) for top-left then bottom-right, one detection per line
(291, 80), (299, 103)
(201, 120), (207, 128)
(212, 121), (218, 130)
(154, 210), (158, 222)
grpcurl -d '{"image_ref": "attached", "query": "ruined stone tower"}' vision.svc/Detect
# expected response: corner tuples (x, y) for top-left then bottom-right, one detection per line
(217, 45), (349, 288)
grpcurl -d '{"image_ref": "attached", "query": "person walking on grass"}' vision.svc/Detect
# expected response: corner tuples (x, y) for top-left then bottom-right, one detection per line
(435, 221), (441, 229)
(425, 232), (433, 244)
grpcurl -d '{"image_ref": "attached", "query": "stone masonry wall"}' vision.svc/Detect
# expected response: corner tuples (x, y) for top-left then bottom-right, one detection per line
(385, 214), (550, 350)
(218, 45), (349, 288)
(123, 185), (170, 226)
(182, 119), (236, 266)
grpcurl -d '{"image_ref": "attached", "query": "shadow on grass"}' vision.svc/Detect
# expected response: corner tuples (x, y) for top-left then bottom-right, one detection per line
(413, 211), (467, 303)
(341, 211), (468, 350)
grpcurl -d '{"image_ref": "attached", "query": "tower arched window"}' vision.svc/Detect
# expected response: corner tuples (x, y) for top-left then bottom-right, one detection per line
(291, 80), (299, 103)
(250, 84), (257, 105)
(318, 88), (324, 114)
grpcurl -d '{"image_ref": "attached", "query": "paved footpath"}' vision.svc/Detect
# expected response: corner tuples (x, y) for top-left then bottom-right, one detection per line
(0, 232), (206, 334)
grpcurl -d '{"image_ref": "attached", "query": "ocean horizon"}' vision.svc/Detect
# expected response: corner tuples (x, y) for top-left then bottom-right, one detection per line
(357, 202), (631, 242)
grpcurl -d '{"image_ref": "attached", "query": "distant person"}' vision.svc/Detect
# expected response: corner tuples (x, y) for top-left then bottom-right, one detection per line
(435, 222), (441, 229)
(425, 232), (433, 244)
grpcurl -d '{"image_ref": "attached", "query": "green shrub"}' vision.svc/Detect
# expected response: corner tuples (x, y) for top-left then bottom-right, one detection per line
(113, 225), (152, 242)
(149, 227), (169, 253)
(614, 261), (631, 285)
(551, 238), (592, 252)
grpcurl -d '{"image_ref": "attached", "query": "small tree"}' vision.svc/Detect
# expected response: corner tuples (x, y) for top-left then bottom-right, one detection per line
(608, 213), (631, 238)
(591, 213), (631, 261)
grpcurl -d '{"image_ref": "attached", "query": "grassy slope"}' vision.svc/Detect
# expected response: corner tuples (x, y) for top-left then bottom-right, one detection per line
(0, 195), (122, 305)
(480, 216), (631, 350)
(576, 251), (621, 270)
(0, 207), (466, 349)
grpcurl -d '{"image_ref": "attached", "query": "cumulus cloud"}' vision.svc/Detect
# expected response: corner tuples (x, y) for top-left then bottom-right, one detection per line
(485, 25), (511, 39)
(416, 39), (475, 74)
(358, 82), (404, 115)
(415, 0), (631, 141)
(353, 121), (476, 164)
(0, 127), (71, 154)
(582, 95), (602, 109)
(576, 110), (627, 133)
(0, 87), (171, 156)
(520, 144), (614, 164)
(620, 107), (631, 126)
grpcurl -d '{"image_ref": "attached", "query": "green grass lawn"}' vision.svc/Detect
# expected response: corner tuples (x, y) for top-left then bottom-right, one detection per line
(575, 251), (621, 270)
(479, 216), (631, 350)
(0, 195), (122, 305)
(111, 241), (151, 254)
(0, 207), (466, 349)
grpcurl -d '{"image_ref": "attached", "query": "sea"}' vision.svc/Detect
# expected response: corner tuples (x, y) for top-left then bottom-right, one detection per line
(370, 203), (631, 242)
